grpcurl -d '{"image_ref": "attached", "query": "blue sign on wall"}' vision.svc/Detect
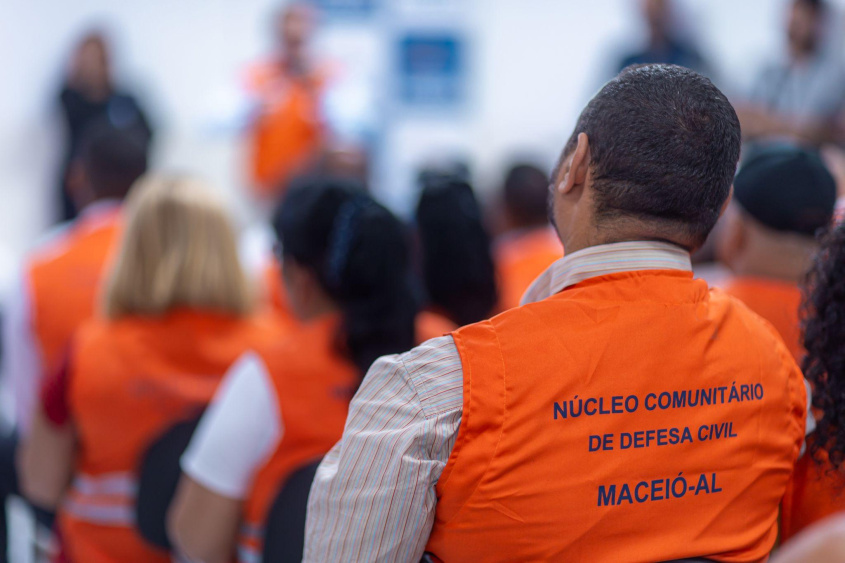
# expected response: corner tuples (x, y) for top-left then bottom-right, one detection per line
(398, 34), (465, 108)
(312, 0), (377, 18)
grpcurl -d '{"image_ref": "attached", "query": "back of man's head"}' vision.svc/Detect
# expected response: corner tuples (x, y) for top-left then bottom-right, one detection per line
(79, 119), (150, 201)
(562, 64), (741, 249)
(502, 164), (550, 230)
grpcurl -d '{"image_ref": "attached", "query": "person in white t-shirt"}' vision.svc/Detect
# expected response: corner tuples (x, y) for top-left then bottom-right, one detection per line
(167, 177), (419, 563)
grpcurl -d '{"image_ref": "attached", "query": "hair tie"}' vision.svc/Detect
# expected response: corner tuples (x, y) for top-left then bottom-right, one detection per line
(325, 195), (373, 289)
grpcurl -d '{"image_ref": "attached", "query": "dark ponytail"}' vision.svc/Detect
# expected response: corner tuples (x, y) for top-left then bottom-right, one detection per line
(274, 177), (418, 374)
(803, 222), (845, 468)
(415, 174), (498, 326)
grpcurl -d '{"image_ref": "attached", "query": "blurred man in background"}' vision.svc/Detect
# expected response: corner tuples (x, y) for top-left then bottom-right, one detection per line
(738, 0), (845, 145)
(0, 120), (148, 561)
(57, 31), (153, 222)
(246, 3), (328, 202)
(494, 163), (563, 310)
(617, 0), (709, 74)
(717, 146), (836, 361)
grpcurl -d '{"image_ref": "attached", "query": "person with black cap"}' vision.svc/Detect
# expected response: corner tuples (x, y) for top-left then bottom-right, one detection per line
(717, 145), (836, 361)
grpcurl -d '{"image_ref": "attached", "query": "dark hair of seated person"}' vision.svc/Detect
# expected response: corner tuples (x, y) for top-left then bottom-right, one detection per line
(803, 222), (845, 468)
(273, 176), (418, 374)
(415, 173), (498, 327)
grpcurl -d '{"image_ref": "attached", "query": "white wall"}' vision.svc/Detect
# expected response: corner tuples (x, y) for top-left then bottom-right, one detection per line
(0, 0), (837, 270)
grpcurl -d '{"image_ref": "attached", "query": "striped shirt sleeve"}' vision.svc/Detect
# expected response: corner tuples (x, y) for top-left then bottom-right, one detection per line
(304, 335), (464, 563)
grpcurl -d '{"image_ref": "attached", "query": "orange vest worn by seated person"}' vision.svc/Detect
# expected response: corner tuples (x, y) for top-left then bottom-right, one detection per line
(61, 310), (285, 563)
(723, 277), (803, 362)
(238, 316), (359, 563)
(27, 205), (121, 377)
(426, 270), (806, 563)
(495, 227), (563, 311)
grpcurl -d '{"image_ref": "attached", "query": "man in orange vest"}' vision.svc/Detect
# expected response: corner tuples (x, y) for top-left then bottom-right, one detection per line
(717, 146), (836, 362)
(304, 64), (810, 562)
(494, 163), (564, 310)
(246, 3), (326, 201)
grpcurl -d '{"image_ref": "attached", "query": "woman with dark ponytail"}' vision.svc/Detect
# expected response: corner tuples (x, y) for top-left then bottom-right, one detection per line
(168, 177), (418, 563)
(781, 222), (845, 542)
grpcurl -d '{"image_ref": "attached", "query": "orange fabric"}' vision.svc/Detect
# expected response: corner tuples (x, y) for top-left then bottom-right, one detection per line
(495, 228), (563, 310)
(426, 270), (806, 562)
(61, 310), (285, 563)
(416, 310), (458, 344)
(723, 277), (803, 362)
(239, 315), (358, 561)
(246, 61), (325, 198)
(781, 450), (845, 543)
(28, 209), (121, 377)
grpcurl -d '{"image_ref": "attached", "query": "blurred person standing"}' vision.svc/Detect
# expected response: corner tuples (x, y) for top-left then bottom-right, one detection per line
(18, 175), (281, 563)
(738, 0), (845, 145)
(57, 31), (153, 221)
(246, 3), (329, 202)
(494, 164), (563, 311)
(717, 146), (836, 361)
(617, 0), (709, 74)
(168, 179), (418, 563)
(303, 65), (809, 562)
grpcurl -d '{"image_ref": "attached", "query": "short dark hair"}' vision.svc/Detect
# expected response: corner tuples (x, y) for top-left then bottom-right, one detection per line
(503, 163), (550, 228)
(79, 119), (150, 200)
(559, 64), (741, 249)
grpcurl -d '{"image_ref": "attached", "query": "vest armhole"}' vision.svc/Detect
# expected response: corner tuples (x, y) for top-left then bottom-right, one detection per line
(435, 330), (472, 492)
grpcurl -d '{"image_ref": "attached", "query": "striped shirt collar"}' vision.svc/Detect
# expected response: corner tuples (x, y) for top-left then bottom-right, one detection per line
(520, 240), (692, 306)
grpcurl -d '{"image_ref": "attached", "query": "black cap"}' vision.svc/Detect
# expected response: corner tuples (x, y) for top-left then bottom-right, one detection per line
(733, 146), (836, 236)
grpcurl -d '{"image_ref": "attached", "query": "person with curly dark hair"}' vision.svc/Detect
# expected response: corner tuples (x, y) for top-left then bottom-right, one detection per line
(781, 220), (845, 542)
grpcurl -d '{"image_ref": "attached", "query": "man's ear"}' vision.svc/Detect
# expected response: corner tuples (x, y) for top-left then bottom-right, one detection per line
(715, 204), (746, 270)
(558, 133), (591, 196)
(719, 185), (734, 218)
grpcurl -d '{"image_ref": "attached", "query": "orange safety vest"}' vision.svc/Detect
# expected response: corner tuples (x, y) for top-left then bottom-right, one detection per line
(495, 227), (563, 311)
(246, 61), (326, 198)
(780, 449), (845, 543)
(723, 277), (803, 362)
(426, 270), (806, 562)
(60, 310), (285, 563)
(27, 207), (121, 377)
(238, 316), (358, 563)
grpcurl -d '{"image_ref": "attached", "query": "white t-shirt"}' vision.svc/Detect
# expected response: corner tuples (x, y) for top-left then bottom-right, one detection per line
(181, 352), (283, 499)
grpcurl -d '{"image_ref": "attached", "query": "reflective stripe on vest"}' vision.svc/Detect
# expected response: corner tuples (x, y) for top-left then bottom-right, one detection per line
(62, 472), (137, 527)
(237, 523), (263, 563)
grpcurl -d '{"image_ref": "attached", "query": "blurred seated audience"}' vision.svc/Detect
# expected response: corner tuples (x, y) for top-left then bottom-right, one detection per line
(168, 178), (418, 563)
(617, 0), (709, 74)
(716, 146), (836, 361)
(737, 0), (845, 146)
(18, 174), (279, 563)
(246, 3), (328, 203)
(494, 163), (563, 310)
(781, 221), (845, 542)
(58, 31), (153, 221)
(414, 170), (498, 341)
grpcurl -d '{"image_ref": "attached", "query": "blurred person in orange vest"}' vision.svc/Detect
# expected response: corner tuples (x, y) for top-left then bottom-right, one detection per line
(414, 169), (498, 341)
(494, 163), (563, 310)
(246, 3), (328, 201)
(717, 146), (836, 362)
(3, 120), (149, 440)
(779, 221), (845, 542)
(166, 178), (418, 563)
(18, 174), (284, 563)
(303, 64), (811, 562)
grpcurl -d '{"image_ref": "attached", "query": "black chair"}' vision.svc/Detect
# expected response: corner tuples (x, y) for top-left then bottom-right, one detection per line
(135, 415), (203, 551)
(261, 458), (323, 563)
